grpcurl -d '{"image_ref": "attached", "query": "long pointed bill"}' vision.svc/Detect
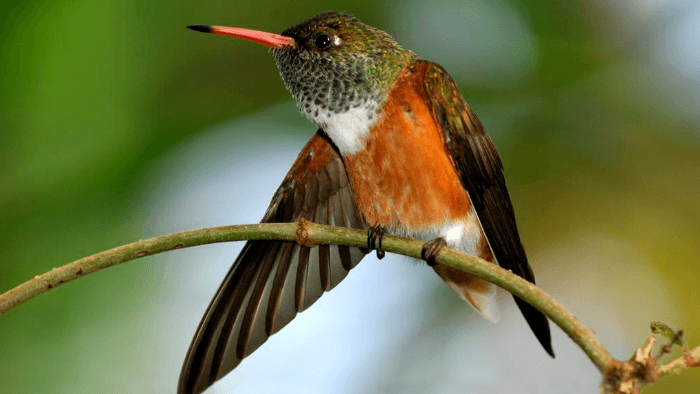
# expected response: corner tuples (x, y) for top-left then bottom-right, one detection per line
(187, 25), (294, 48)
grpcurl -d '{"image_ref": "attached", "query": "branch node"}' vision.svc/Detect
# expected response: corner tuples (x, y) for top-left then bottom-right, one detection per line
(602, 337), (659, 393)
(295, 218), (318, 248)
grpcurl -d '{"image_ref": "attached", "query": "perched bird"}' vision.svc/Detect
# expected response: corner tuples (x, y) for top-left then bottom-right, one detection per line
(182, 12), (553, 394)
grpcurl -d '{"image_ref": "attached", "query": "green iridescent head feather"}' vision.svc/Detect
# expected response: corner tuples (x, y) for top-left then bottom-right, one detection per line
(272, 12), (416, 118)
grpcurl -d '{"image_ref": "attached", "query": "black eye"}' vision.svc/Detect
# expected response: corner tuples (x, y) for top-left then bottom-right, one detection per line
(314, 34), (332, 50)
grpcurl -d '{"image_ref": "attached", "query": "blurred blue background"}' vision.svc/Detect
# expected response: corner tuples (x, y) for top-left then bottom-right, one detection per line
(2, 0), (700, 393)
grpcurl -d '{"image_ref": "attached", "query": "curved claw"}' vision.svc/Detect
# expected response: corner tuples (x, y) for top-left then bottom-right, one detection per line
(360, 225), (386, 259)
(421, 237), (447, 266)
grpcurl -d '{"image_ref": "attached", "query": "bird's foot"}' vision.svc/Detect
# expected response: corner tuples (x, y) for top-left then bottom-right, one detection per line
(359, 225), (385, 259)
(421, 237), (447, 267)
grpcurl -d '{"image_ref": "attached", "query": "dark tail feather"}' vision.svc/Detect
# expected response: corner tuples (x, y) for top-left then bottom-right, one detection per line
(514, 296), (554, 357)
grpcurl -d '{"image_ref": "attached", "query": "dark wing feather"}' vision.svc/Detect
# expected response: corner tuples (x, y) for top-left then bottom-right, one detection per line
(420, 61), (554, 357)
(178, 131), (367, 394)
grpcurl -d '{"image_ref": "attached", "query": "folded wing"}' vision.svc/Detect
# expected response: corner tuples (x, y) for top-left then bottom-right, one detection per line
(419, 61), (554, 357)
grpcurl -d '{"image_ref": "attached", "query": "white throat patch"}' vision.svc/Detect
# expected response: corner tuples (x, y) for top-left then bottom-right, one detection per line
(311, 101), (379, 155)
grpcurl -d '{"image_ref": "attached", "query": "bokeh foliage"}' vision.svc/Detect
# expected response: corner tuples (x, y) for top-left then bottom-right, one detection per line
(2, 0), (699, 392)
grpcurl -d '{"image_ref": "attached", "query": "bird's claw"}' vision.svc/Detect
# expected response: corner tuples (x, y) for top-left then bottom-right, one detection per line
(421, 237), (447, 266)
(359, 225), (385, 259)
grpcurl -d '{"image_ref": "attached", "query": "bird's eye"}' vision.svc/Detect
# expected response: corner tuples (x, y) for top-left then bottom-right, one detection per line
(314, 34), (332, 50)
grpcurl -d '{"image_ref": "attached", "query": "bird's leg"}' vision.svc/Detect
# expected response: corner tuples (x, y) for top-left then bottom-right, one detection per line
(359, 225), (385, 259)
(421, 237), (447, 267)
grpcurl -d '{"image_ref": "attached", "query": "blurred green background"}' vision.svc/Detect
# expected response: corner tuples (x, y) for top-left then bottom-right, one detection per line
(2, 0), (699, 393)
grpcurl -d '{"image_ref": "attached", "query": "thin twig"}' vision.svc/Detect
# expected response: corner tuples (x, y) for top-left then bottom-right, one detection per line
(0, 221), (616, 377)
(0, 223), (296, 315)
(657, 345), (700, 377)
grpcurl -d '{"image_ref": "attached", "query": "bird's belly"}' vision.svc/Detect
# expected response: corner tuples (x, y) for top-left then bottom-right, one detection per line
(392, 208), (484, 257)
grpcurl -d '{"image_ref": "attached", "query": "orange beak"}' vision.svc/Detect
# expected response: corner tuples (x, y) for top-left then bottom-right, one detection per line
(187, 25), (294, 48)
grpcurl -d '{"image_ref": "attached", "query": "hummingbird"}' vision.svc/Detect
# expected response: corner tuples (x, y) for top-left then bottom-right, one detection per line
(182, 12), (553, 394)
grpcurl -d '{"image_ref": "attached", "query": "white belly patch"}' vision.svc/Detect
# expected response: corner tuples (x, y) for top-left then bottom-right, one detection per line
(392, 211), (483, 257)
(311, 102), (379, 156)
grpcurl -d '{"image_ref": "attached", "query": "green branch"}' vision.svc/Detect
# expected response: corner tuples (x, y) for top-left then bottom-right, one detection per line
(0, 220), (695, 392)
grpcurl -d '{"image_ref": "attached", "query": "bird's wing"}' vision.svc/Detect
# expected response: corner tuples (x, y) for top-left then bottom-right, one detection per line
(178, 131), (367, 394)
(418, 61), (554, 357)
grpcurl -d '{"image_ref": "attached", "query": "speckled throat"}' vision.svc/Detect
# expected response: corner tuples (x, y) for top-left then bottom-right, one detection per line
(270, 12), (415, 154)
(273, 48), (382, 121)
